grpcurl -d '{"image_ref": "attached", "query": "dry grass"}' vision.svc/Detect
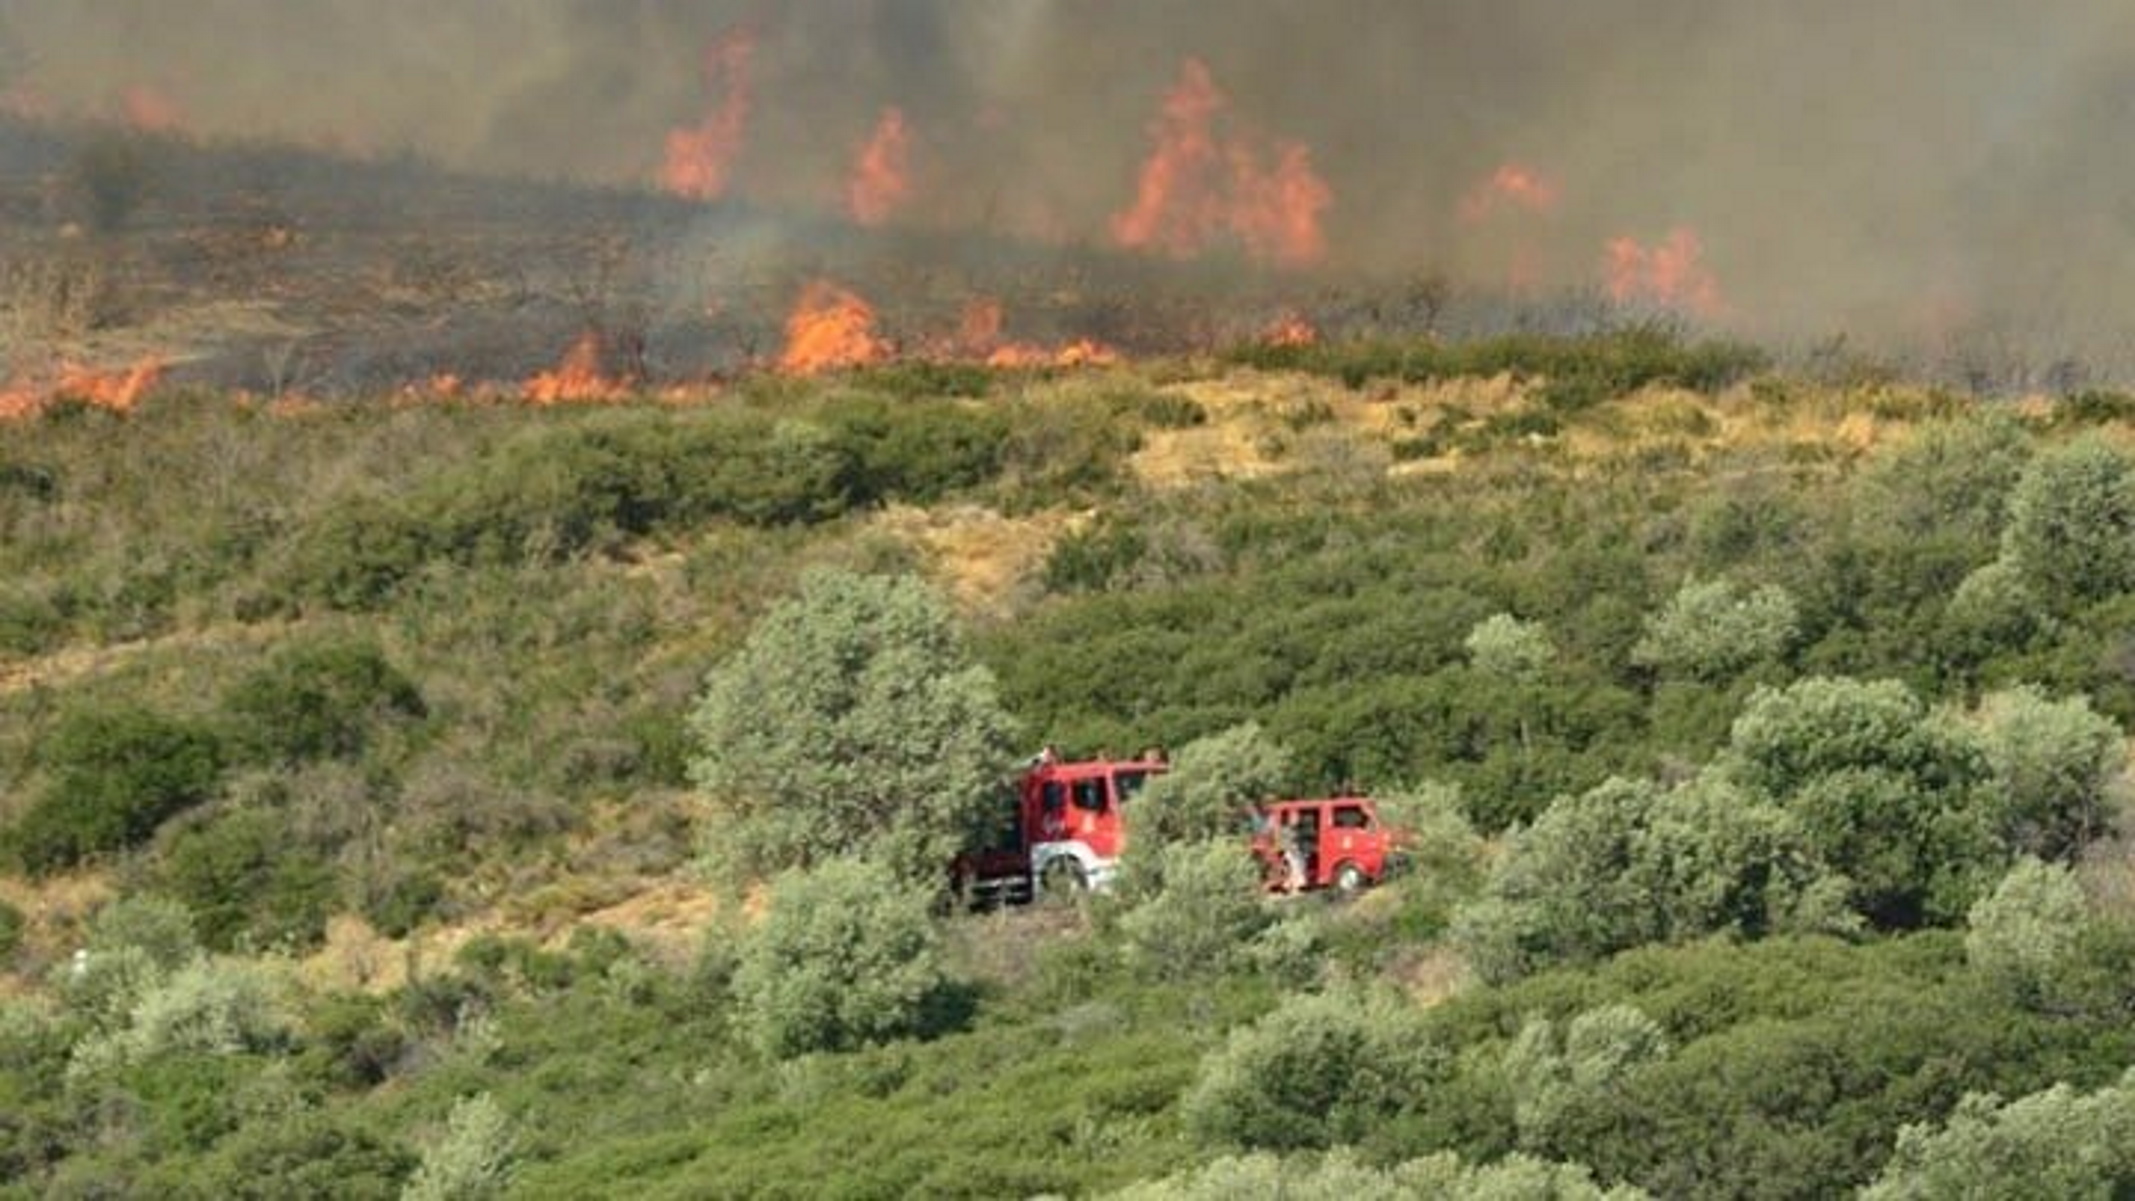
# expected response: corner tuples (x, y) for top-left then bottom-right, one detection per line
(0, 868), (114, 987)
(870, 502), (1086, 617)
(1388, 943), (1473, 1007)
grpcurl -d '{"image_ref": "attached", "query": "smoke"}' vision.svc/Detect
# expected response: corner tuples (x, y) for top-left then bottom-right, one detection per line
(6, 0), (2135, 370)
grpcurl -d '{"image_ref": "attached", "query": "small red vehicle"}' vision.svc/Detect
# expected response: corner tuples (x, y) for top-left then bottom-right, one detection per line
(952, 750), (1168, 904)
(1249, 794), (1406, 893)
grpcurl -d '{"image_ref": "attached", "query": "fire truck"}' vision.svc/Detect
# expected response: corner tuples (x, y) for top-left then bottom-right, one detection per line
(953, 751), (1167, 904)
(951, 751), (1405, 904)
(1248, 794), (1407, 893)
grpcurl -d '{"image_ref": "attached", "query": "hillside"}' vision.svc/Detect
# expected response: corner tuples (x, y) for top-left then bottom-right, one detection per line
(3, 314), (2135, 1196)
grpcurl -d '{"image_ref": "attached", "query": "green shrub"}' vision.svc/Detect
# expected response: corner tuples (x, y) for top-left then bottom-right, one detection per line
(819, 395), (1010, 505)
(1464, 613), (1554, 684)
(221, 637), (425, 765)
(732, 858), (959, 1059)
(403, 1092), (516, 1201)
(172, 1107), (414, 1201)
(1723, 676), (2000, 927)
(1862, 1070), (2135, 1200)
(1965, 857), (2088, 1009)
(1126, 722), (1293, 851)
(67, 957), (289, 1084)
(0, 899), (22, 963)
(1115, 839), (1275, 980)
(1967, 685), (2125, 861)
(1180, 986), (1441, 1151)
(155, 810), (337, 952)
(1455, 774), (1846, 982)
(2055, 389), (2135, 425)
(2001, 436), (2135, 614)
(688, 569), (1019, 883)
(1504, 1004), (1672, 1153)
(7, 706), (225, 874)
(1110, 1149), (1649, 1200)
(1631, 577), (1799, 681)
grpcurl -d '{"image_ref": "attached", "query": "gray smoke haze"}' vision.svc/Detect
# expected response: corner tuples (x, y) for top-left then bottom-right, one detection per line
(6, 0), (2135, 368)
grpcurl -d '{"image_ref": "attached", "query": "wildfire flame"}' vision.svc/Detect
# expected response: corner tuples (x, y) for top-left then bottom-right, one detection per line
(1110, 58), (1332, 269)
(845, 106), (913, 227)
(1605, 228), (1725, 318)
(660, 27), (756, 202)
(779, 280), (890, 375)
(1459, 163), (1560, 223)
(954, 297), (1120, 368)
(524, 332), (631, 404)
(119, 84), (184, 133)
(1262, 312), (1317, 347)
(0, 358), (165, 421)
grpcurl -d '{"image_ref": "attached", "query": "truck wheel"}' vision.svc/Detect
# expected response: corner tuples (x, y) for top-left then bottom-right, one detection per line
(1041, 857), (1088, 899)
(1334, 862), (1368, 893)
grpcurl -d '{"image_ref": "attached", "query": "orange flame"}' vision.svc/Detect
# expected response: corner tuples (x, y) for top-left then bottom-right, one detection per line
(660, 28), (756, 202)
(779, 281), (890, 375)
(1111, 58), (1227, 258)
(954, 297), (1119, 368)
(956, 296), (1006, 350)
(524, 332), (631, 404)
(0, 359), (164, 421)
(119, 84), (184, 133)
(982, 338), (1121, 369)
(1262, 312), (1317, 347)
(1605, 228), (1725, 318)
(845, 106), (913, 226)
(1110, 58), (1332, 269)
(1460, 163), (1560, 223)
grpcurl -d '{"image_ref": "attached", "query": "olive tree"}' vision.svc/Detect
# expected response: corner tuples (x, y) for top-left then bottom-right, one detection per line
(1465, 613), (1554, 685)
(2000, 436), (2135, 614)
(1180, 986), (1440, 1151)
(1966, 857), (2088, 1008)
(1630, 578), (1797, 681)
(688, 569), (1018, 883)
(1968, 685), (2126, 861)
(1863, 1070), (2135, 1200)
(1125, 722), (1293, 850)
(730, 857), (953, 1059)
(1504, 1004), (1673, 1153)
(1454, 775), (1843, 983)
(1722, 676), (1998, 927)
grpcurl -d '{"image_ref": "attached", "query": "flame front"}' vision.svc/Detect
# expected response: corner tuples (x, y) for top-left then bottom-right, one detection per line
(119, 84), (184, 133)
(1110, 58), (1227, 258)
(1460, 163), (1560, 223)
(524, 332), (630, 404)
(1263, 312), (1317, 347)
(1606, 229), (1724, 318)
(955, 296), (1120, 368)
(660, 27), (756, 202)
(845, 106), (913, 227)
(1110, 58), (1331, 269)
(779, 281), (889, 375)
(0, 359), (164, 421)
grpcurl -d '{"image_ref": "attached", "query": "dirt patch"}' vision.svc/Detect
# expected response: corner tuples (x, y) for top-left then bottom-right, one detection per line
(870, 503), (1085, 616)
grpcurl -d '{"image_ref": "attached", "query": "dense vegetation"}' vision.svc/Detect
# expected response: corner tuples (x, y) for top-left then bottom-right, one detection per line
(3, 328), (2135, 1197)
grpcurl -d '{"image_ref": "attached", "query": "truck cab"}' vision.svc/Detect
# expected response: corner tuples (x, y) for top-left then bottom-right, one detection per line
(954, 752), (1167, 903)
(1250, 794), (1404, 893)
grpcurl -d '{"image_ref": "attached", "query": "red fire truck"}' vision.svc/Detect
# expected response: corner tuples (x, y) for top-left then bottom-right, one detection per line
(952, 752), (1407, 903)
(1248, 794), (1406, 893)
(953, 751), (1167, 904)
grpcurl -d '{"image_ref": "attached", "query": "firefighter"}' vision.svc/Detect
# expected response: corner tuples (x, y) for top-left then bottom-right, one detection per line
(1274, 815), (1307, 894)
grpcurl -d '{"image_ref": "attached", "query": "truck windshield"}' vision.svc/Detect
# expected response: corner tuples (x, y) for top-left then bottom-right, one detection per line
(1071, 778), (1108, 813)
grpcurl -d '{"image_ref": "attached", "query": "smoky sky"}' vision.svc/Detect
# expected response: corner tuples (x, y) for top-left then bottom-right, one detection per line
(7, 0), (2135, 358)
